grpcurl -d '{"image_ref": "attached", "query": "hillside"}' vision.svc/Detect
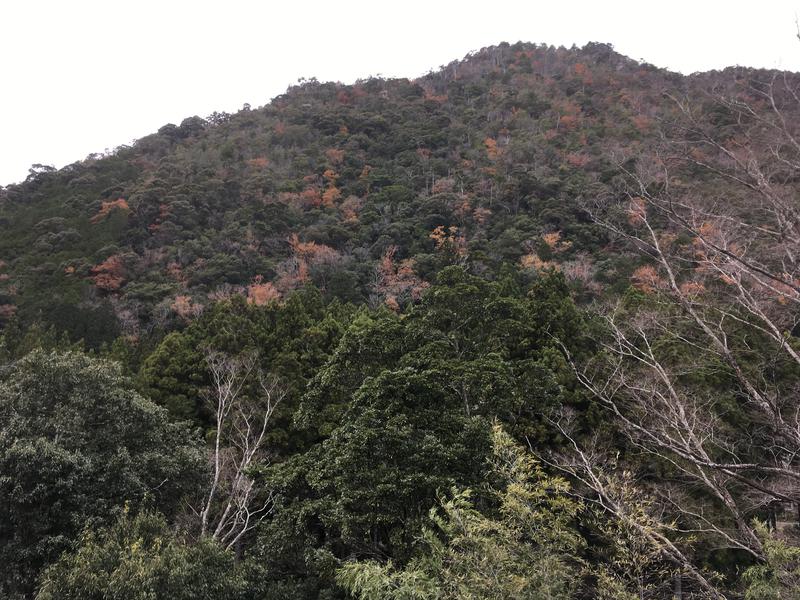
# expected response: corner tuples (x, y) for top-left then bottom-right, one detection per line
(0, 42), (700, 347)
(4, 41), (800, 599)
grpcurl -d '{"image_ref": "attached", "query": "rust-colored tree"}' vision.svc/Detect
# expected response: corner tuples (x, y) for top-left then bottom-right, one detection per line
(90, 255), (126, 292)
(247, 276), (280, 306)
(372, 245), (429, 309)
(90, 198), (130, 224)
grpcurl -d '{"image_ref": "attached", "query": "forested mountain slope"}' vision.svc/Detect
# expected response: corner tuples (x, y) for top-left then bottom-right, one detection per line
(0, 41), (728, 346)
(3, 42), (800, 599)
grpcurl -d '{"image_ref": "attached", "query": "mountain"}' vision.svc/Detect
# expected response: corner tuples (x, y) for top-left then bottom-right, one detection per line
(4, 41), (800, 599)
(0, 41), (728, 348)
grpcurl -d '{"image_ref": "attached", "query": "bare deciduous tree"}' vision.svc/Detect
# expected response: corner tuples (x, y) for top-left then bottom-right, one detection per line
(197, 350), (285, 551)
(549, 71), (800, 595)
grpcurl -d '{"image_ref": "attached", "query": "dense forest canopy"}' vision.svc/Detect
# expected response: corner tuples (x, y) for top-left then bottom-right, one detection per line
(2, 41), (800, 599)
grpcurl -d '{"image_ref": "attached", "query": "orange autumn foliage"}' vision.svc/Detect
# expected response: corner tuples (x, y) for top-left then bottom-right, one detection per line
(91, 198), (130, 224)
(301, 187), (322, 207)
(276, 235), (342, 293)
(375, 245), (430, 307)
(679, 281), (706, 297)
(473, 207), (492, 225)
(384, 296), (401, 312)
(695, 221), (724, 246)
(275, 257), (310, 293)
(542, 231), (572, 253)
(431, 177), (456, 194)
(166, 262), (188, 285)
(559, 114), (579, 130)
(91, 255), (125, 291)
(339, 195), (363, 223)
(573, 62), (593, 85)
(484, 137), (502, 161)
(171, 295), (203, 320)
(452, 197), (472, 220)
(542, 231), (563, 250)
(288, 234), (341, 264)
(325, 148), (345, 164)
(627, 197), (647, 226)
(430, 225), (467, 257)
(247, 276), (280, 306)
(631, 265), (665, 293)
(520, 253), (554, 272)
(423, 90), (448, 103)
(322, 186), (342, 207)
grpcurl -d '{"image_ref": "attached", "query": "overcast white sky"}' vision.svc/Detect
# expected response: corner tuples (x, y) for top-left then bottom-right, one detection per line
(1, 0), (799, 186)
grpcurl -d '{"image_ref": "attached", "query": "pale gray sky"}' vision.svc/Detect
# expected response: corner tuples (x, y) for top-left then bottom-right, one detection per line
(1, 0), (799, 186)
